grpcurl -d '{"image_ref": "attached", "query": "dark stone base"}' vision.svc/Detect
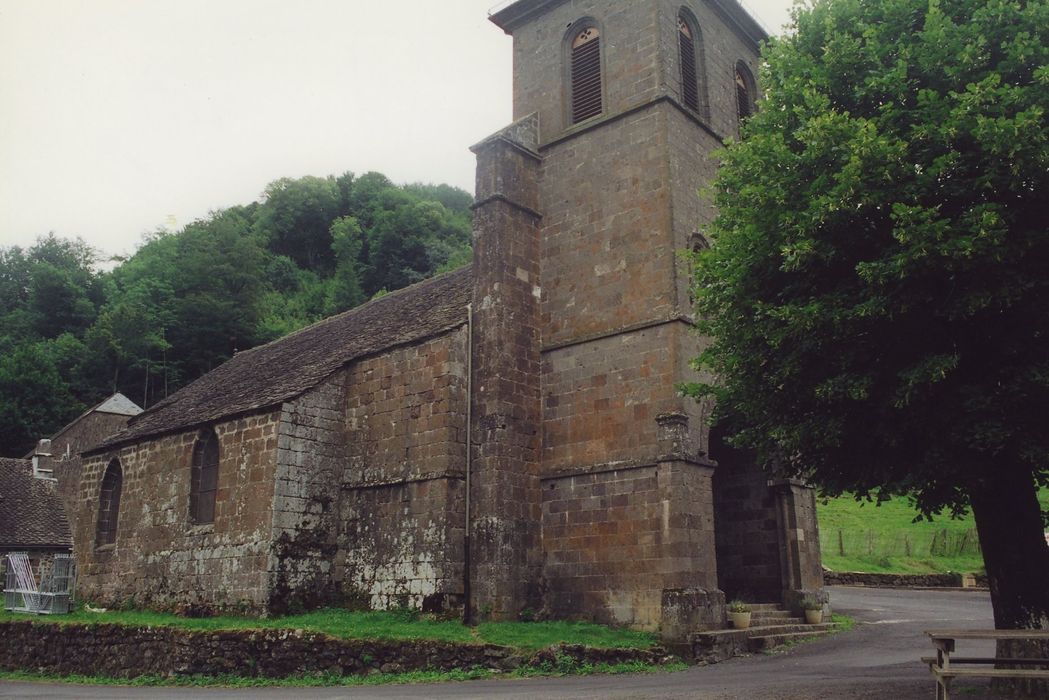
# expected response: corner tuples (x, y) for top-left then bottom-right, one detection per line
(782, 587), (829, 616)
(0, 621), (672, 679)
(661, 587), (726, 643)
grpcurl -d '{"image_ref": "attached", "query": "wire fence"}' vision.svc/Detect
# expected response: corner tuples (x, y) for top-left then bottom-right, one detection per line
(820, 528), (982, 559)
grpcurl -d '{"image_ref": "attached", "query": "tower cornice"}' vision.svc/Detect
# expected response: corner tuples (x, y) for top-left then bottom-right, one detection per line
(490, 0), (769, 50)
(488, 0), (567, 34)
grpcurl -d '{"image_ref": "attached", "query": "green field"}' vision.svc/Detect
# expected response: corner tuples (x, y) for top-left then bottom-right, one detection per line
(817, 490), (1049, 574)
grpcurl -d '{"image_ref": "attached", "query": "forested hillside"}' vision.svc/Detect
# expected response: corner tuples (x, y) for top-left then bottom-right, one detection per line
(0, 172), (473, 457)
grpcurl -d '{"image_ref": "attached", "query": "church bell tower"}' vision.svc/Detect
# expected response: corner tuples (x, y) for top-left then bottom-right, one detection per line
(469, 0), (825, 631)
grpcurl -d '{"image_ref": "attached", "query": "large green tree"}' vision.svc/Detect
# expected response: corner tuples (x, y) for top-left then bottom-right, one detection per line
(255, 176), (342, 272)
(689, 0), (1049, 630)
(0, 172), (474, 456)
(0, 341), (82, 456)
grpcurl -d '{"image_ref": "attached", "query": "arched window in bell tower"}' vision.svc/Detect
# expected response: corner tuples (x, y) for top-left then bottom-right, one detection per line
(735, 61), (757, 126)
(570, 25), (603, 124)
(677, 11), (703, 114)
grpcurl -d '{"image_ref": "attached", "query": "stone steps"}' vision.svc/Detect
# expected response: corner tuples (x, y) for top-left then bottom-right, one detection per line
(751, 611), (803, 625)
(747, 628), (837, 651)
(695, 621), (838, 645)
(691, 602), (838, 664)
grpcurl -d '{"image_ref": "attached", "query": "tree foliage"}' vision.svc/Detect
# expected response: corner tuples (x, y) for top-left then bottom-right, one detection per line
(0, 172), (473, 457)
(688, 0), (1049, 628)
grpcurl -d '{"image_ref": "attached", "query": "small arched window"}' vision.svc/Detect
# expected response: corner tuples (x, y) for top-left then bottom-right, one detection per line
(735, 62), (756, 125)
(190, 429), (220, 524)
(96, 459), (122, 547)
(678, 14), (700, 112)
(570, 25), (603, 124)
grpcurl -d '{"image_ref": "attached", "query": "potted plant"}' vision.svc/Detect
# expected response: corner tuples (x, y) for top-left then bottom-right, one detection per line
(801, 596), (823, 624)
(727, 600), (751, 629)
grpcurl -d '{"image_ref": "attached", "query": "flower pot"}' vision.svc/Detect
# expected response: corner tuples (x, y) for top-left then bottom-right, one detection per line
(729, 611), (752, 629)
(804, 609), (823, 624)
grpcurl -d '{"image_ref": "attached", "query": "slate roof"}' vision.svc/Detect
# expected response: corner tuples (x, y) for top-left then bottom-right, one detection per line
(94, 393), (144, 417)
(91, 266), (473, 453)
(23, 393), (144, 459)
(0, 459), (73, 550)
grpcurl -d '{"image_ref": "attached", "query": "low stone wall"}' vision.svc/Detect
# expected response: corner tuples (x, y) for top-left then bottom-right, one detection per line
(0, 621), (668, 679)
(824, 571), (988, 588)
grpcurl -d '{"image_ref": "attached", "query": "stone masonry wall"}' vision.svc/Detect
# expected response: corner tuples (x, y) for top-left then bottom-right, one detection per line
(666, 105), (724, 314)
(536, 103), (718, 473)
(337, 328), (469, 612)
(542, 460), (717, 631)
(511, 0), (663, 141)
(268, 377), (348, 613)
(76, 413), (279, 611)
(513, 0), (754, 629)
(543, 323), (698, 473)
(711, 444), (783, 602)
(44, 412), (133, 524)
(469, 118), (544, 619)
(0, 620), (667, 679)
(662, 0), (763, 140)
(773, 480), (826, 608)
(539, 107), (676, 347)
(510, 0), (761, 142)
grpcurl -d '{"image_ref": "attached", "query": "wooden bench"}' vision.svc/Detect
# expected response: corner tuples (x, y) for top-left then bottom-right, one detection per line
(925, 629), (1049, 700)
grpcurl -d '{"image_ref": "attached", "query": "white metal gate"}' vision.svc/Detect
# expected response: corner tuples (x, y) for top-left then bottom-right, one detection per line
(3, 552), (76, 614)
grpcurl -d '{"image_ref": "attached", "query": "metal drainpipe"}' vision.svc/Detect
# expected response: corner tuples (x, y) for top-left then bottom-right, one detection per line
(463, 303), (473, 625)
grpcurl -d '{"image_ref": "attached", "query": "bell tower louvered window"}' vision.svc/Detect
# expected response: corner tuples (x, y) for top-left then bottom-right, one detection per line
(570, 26), (602, 124)
(190, 429), (220, 524)
(678, 17), (700, 112)
(736, 63), (755, 124)
(96, 459), (122, 547)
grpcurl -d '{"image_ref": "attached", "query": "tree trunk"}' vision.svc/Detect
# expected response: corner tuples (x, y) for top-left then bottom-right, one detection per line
(969, 466), (1049, 630)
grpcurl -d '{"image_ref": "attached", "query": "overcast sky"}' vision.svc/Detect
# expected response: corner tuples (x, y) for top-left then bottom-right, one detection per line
(0, 0), (795, 259)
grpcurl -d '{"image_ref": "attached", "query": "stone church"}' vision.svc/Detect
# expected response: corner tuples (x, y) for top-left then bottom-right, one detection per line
(75, 0), (824, 634)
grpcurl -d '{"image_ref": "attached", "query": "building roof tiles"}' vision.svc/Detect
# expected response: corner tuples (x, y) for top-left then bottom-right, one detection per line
(0, 458), (73, 550)
(91, 266), (472, 453)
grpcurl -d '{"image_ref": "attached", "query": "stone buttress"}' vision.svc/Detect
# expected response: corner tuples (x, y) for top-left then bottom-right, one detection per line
(468, 114), (545, 619)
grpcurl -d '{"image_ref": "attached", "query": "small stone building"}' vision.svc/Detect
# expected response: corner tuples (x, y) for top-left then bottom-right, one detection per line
(76, 0), (824, 634)
(26, 393), (142, 523)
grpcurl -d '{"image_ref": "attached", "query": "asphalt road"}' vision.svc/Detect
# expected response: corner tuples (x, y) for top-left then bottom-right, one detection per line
(0, 586), (1010, 699)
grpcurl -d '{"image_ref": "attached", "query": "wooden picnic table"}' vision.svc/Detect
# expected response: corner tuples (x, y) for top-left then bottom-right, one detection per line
(925, 629), (1049, 700)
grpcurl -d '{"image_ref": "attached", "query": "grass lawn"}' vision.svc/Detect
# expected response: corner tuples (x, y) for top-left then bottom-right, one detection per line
(817, 489), (1049, 575)
(0, 607), (656, 653)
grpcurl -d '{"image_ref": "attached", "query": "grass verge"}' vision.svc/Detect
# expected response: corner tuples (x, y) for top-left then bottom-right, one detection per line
(0, 607), (657, 652)
(478, 619), (655, 651)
